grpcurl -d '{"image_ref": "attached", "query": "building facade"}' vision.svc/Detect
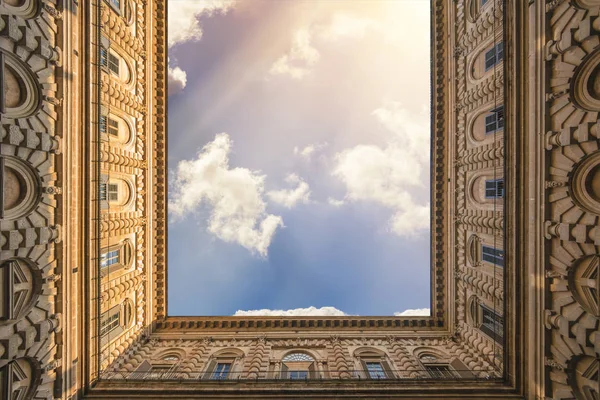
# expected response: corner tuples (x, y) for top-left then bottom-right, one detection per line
(0, 0), (597, 398)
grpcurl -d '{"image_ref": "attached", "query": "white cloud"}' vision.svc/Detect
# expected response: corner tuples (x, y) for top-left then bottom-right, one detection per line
(267, 174), (311, 208)
(168, 64), (187, 96)
(332, 102), (430, 237)
(234, 306), (348, 317)
(394, 308), (430, 317)
(169, 133), (283, 256)
(321, 13), (375, 41)
(168, 0), (236, 48)
(328, 198), (345, 207)
(269, 28), (320, 79)
(293, 142), (328, 160)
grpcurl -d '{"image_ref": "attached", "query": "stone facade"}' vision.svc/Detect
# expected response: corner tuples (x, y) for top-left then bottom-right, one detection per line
(0, 0), (598, 398)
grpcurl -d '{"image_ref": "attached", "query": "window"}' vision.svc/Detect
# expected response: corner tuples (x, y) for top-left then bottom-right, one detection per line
(482, 245), (504, 266)
(108, 117), (119, 136)
(108, 183), (119, 201)
(484, 42), (503, 71)
(101, 250), (120, 269)
(425, 365), (460, 379)
(480, 305), (503, 342)
(100, 311), (120, 337)
(108, 52), (120, 75)
(99, 115), (108, 133)
(288, 370), (308, 380)
(211, 363), (231, 380)
(481, 0), (490, 6)
(366, 362), (386, 379)
(485, 178), (504, 198)
(484, 106), (504, 134)
(107, 0), (121, 13)
(281, 352), (315, 379)
(100, 47), (108, 68)
(99, 183), (107, 201)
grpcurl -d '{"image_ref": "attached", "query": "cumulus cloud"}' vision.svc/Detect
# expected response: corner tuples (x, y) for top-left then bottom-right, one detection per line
(267, 174), (311, 208)
(168, 64), (187, 96)
(333, 102), (430, 237)
(169, 133), (283, 256)
(168, 1), (236, 96)
(293, 142), (328, 160)
(328, 198), (345, 207)
(270, 13), (378, 79)
(234, 306), (348, 317)
(168, 0), (236, 48)
(269, 28), (320, 79)
(394, 308), (430, 317)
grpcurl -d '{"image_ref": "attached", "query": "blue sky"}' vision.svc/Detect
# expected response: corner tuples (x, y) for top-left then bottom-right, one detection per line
(167, 0), (431, 317)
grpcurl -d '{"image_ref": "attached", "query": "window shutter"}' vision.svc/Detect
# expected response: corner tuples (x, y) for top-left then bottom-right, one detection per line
(381, 360), (394, 379)
(308, 362), (317, 379)
(450, 358), (474, 378)
(201, 360), (216, 380)
(280, 363), (288, 379)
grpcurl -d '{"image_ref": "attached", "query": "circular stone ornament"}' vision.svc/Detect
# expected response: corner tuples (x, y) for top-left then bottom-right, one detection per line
(571, 151), (600, 216)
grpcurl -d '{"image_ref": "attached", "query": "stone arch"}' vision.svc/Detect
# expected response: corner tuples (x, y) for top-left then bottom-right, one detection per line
(0, 357), (40, 400)
(569, 355), (599, 400)
(100, 238), (135, 277)
(100, 174), (135, 211)
(0, 51), (41, 119)
(353, 347), (395, 379)
(570, 151), (600, 216)
(468, 34), (504, 83)
(466, 234), (482, 266)
(0, 0), (38, 19)
(0, 258), (41, 322)
(466, 169), (504, 210)
(569, 255), (599, 317)
(154, 348), (187, 363)
(0, 156), (41, 221)
(467, 104), (504, 146)
(280, 351), (317, 379)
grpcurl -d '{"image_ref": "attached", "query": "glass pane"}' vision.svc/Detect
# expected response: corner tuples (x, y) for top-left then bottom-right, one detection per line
(366, 362), (386, 379)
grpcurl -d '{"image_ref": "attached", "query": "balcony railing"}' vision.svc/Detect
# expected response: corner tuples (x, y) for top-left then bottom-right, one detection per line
(100, 368), (501, 382)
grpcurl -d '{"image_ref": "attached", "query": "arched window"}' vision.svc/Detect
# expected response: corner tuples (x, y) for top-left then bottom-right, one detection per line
(353, 348), (394, 379)
(0, 1), (37, 19)
(0, 51), (40, 118)
(0, 259), (40, 321)
(99, 174), (135, 211)
(100, 299), (135, 346)
(569, 255), (599, 317)
(0, 358), (38, 400)
(202, 349), (244, 380)
(280, 352), (316, 379)
(100, 239), (134, 277)
(0, 156), (40, 221)
(419, 353), (460, 379)
(572, 356), (599, 400)
(468, 296), (504, 344)
(99, 38), (133, 85)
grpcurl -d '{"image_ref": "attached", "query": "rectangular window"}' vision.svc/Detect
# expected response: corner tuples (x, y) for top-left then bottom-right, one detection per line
(100, 47), (108, 68)
(366, 362), (386, 379)
(481, 0), (489, 6)
(485, 178), (504, 198)
(211, 363), (231, 380)
(425, 365), (459, 379)
(482, 245), (504, 267)
(100, 311), (120, 337)
(108, 53), (120, 75)
(107, 118), (119, 136)
(99, 115), (108, 134)
(288, 370), (308, 380)
(99, 183), (107, 201)
(101, 250), (120, 269)
(484, 42), (504, 71)
(484, 106), (504, 134)
(108, 184), (119, 201)
(480, 305), (504, 343)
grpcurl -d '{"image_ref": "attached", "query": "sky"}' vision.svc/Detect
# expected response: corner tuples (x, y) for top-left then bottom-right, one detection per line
(167, 0), (431, 317)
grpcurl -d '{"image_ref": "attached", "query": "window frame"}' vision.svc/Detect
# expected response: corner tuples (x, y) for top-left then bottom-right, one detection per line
(479, 304), (504, 343)
(482, 245), (504, 267)
(484, 42), (504, 71)
(365, 361), (387, 379)
(108, 52), (120, 76)
(484, 178), (504, 199)
(484, 106), (504, 134)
